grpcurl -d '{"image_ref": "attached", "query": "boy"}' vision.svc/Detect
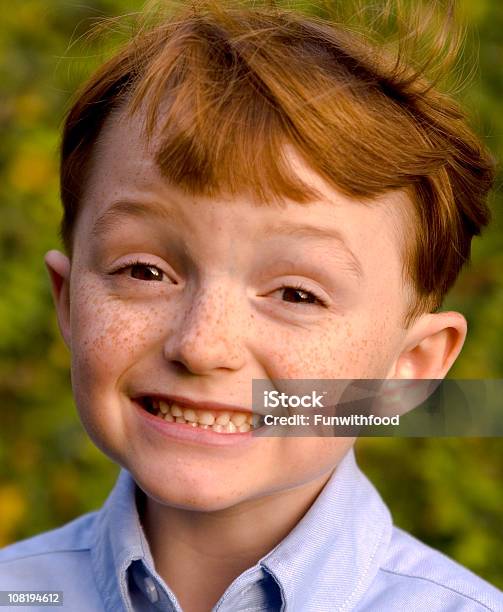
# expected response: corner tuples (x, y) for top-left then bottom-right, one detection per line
(1, 1), (502, 610)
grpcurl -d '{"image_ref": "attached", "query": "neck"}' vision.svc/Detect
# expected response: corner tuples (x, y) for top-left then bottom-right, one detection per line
(140, 472), (333, 612)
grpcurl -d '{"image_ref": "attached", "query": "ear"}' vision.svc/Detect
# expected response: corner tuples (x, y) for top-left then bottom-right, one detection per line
(388, 311), (467, 380)
(44, 249), (72, 349)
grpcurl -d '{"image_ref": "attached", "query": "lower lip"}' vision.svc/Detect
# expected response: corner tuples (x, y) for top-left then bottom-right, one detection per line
(132, 401), (257, 448)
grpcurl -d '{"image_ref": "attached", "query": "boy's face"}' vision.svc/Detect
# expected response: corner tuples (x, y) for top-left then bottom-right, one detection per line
(47, 111), (464, 512)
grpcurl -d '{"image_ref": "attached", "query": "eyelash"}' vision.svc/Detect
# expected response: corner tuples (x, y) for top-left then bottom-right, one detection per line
(113, 262), (328, 307)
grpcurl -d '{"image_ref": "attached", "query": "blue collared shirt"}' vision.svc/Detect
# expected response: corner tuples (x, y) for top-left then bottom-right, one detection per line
(1, 449), (502, 611)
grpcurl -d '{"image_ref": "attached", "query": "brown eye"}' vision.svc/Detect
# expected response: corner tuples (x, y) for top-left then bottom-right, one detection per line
(130, 264), (164, 281)
(281, 287), (318, 304)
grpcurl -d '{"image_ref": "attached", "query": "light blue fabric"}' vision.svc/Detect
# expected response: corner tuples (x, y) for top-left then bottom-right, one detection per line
(1, 449), (502, 611)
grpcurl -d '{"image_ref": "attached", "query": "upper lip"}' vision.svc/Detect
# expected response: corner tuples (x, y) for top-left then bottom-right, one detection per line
(135, 393), (254, 414)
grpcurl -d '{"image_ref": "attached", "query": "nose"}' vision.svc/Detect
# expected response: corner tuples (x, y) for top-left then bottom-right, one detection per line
(163, 281), (247, 375)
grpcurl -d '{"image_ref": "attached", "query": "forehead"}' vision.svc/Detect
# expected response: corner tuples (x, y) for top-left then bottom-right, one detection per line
(78, 108), (413, 274)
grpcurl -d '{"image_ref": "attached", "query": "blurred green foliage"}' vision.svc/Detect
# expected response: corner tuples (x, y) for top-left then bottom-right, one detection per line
(1, 0), (502, 590)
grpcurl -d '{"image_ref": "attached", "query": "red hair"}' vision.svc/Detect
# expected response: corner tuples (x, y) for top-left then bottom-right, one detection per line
(60, 0), (495, 323)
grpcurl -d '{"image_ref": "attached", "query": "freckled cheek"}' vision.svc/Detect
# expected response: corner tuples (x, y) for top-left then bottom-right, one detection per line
(258, 318), (397, 379)
(69, 288), (171, 378)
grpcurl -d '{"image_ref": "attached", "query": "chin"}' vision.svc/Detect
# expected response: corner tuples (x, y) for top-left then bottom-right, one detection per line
(126, 462), (248, 512)
(143, 480), (248, 513)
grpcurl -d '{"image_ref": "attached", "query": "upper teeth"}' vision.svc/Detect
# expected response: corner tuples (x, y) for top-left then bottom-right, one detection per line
(153, 400), (256, 433)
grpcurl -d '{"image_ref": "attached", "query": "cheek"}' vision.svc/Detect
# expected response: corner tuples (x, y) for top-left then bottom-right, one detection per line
(68, 278), (170, 389)
(259, 316), (399, 379)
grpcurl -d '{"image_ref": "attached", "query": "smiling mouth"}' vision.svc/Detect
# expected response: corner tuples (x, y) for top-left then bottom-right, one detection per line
(139, 397), (259, 433)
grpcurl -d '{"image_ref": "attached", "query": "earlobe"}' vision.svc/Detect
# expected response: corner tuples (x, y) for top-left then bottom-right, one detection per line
(390, 311), (467, 380)
(44, 249), (72, 349)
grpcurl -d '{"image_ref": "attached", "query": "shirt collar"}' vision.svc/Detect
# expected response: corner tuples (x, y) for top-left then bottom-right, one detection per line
(260, 448), (393, 611)
(90, 448), (392, 611)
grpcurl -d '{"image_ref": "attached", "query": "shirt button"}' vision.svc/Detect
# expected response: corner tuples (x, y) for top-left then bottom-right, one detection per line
(144, 576), (159, 603)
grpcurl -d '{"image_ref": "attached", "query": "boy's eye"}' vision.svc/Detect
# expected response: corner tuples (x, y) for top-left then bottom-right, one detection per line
(279, 285), (327, 307)
(129, 263), (163, 281)
(128, 263), (164, 281)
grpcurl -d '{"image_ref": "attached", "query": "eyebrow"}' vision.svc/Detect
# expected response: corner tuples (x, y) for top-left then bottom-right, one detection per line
(91, 199), (364, 279)
(91, 199), (183, 239)
(262, 222), (364, 279)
